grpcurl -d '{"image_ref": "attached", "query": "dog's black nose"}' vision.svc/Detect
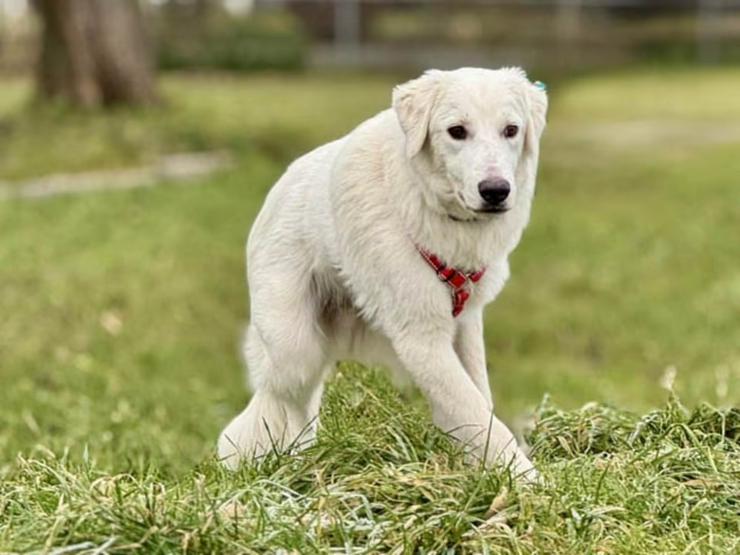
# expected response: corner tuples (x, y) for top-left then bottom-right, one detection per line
(478, 178), (510, 205)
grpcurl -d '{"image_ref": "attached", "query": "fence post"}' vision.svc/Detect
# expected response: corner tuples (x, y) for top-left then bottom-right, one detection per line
(556, 0), (583, 70)
(697, 0), (723, 64)
(335, 0), (361, 49)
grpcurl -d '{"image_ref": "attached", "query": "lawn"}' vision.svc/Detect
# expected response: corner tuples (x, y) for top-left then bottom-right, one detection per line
(0, 68), (738, 552)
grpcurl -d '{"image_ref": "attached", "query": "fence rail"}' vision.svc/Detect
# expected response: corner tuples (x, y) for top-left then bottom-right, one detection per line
(255, 0), (740, 72)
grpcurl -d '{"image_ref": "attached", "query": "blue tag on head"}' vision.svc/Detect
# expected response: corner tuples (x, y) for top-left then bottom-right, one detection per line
(534, 80), (547, 91)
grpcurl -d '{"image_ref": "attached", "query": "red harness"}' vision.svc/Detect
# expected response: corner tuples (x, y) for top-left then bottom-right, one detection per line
(416, 246), (486, 317)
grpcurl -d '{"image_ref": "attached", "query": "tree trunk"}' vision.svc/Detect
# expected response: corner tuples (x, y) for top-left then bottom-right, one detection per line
(35, 0), (156, 108)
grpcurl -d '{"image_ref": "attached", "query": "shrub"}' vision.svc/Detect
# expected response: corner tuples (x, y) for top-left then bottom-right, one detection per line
(156, 11), (307, 72)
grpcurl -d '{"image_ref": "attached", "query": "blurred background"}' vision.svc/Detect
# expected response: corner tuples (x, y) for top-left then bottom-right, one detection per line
(0, 1), (738, 469)
(3, 1), (740, 79)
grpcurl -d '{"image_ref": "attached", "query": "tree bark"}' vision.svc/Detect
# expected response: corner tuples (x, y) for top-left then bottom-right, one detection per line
(35, 0), (156, 108)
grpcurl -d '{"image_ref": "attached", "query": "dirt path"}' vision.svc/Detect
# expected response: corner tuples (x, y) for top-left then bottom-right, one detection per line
(556, 120), (740, 149)
(3, 119), (739, 202)
(0, 151), (232, 201)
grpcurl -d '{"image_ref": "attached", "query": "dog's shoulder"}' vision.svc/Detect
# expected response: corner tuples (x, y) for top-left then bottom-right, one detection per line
(332, 109), (407, 185)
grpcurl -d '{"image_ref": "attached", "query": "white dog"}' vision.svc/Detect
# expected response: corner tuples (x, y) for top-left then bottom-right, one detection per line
(218, 67), (548, 478)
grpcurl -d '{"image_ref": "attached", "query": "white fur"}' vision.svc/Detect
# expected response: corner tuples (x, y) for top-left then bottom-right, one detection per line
(218, 67), (548, 478)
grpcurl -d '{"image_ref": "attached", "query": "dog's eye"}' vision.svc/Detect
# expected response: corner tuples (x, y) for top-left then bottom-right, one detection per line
(503, 125), (519, 139)
(447, 125), (468, 140)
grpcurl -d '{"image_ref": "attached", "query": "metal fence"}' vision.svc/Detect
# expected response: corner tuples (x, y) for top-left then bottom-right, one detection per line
(2, 0), (740, 74)
(257, 0), (740, 72)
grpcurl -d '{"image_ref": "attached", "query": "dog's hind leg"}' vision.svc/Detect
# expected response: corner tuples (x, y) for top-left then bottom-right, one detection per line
(218, 278), (329, 470)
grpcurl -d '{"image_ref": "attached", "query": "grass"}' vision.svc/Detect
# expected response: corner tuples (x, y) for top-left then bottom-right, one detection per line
(4, 368), (738, 553)
(0, 67), (739, 552)
(0, 73), (395, 180)
(554, 66), (740, 122)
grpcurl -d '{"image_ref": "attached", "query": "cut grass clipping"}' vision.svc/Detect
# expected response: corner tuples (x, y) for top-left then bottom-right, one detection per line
(3, 366), (738, 553)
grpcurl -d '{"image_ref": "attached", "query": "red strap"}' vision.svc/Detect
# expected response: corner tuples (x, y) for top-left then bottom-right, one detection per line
(416, 245), (486, 317)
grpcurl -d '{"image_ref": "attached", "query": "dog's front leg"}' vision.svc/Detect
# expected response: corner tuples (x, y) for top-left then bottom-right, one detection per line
(392, 329), (535, 478)
(454, 309), (493, 409)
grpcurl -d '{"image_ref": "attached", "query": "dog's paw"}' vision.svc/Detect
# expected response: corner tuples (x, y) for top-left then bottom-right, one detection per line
(511, 454), (540, 484)
(217, 393), (318, 470)
(217, 410), (267, 470)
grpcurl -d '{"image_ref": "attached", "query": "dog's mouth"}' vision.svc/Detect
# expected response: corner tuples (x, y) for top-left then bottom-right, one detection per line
(474, 206), (510, 214)
(450, 193), (508, 221)
(448, 206), (509, 222)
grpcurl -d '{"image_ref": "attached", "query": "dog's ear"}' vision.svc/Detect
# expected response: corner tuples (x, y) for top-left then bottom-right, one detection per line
(524, 81), (548, 156)
(516, 77), (549, 193)
(392, 70), (441, 158)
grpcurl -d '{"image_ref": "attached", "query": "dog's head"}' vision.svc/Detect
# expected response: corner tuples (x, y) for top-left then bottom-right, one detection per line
(392, 67), (548, 221)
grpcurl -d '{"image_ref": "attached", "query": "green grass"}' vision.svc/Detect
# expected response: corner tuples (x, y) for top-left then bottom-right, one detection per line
(4, 368), (738, 553)
(0, 73), (395, 180)
(1, 68), (739, 552)
(554, 66), (740, 122)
